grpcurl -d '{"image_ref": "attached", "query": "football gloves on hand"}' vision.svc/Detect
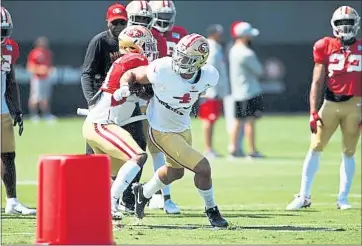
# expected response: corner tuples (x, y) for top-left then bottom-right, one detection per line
(310, 111), (323, 134)
(113, 85), (131, 101)
(13, 112), (24, 136)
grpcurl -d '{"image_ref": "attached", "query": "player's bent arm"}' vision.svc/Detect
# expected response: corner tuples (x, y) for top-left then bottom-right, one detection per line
(5, 65), (22, 115)
(309, 63), (326, 114)
(119, 66), (150, 86)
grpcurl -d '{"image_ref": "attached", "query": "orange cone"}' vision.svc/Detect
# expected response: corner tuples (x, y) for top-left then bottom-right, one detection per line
(35, 154), (115, 245)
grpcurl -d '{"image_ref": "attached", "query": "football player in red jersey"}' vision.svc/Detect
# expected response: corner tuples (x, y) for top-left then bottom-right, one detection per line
(149, 0), (188, 57)
(287, 6), (361, 211)
(83, 25), (158, 219)
(1, 6), (36, 215)
(125, 0), (181, 214)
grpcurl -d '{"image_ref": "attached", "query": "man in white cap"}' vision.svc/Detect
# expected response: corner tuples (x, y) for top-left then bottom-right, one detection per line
(228, 21), (265, 159)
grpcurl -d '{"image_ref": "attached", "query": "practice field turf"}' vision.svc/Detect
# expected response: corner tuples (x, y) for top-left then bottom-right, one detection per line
(1, 116), (361, 244)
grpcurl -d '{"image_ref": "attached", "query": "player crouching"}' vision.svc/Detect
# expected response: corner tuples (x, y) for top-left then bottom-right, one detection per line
(82, 25), (158, 219)
(287, 6), (361, 211)
(119, 34), (229, 228)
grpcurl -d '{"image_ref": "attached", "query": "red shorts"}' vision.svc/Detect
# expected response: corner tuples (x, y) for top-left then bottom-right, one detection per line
(198, 99), (222, 123)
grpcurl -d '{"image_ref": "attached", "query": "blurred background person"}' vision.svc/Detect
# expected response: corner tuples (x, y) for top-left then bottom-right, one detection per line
(224, 28), (245, 158)
(228, 21), (265, 159)
(26, 36), (55, 122)
(199, 24), (229, 159)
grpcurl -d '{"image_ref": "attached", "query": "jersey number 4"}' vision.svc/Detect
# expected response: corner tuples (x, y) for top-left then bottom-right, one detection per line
(173, 93), (191, 104)
(328, 54), (361, 77)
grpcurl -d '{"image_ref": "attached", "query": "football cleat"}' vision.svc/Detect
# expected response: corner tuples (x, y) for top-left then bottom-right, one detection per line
(164, 199), (181, 214)
(148, 194), (164, 210)
(118, 200), (135, 215)
(5, 201), (36, 215)
(111, 197), (123, 220)
(205, 206), (229, 228)
(286, 195), (312, 210)
(337, 199), (352, 210)
(132, 183), (150, 219)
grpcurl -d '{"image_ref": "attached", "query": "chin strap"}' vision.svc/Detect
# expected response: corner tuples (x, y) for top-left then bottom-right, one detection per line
(340, 37), (356, 52)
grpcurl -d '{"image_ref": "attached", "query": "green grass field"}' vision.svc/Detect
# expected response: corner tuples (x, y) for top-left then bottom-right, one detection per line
(1, 116), (361, 244)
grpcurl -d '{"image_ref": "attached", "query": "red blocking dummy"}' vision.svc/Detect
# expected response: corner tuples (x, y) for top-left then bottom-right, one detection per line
(35, 154), (115, 245)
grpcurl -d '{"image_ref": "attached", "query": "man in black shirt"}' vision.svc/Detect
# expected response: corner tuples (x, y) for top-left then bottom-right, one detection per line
(81, 3), (145, 214)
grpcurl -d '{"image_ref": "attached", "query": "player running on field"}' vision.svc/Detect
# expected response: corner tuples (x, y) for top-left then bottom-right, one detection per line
(119, 33), (229, 228)
(287, 6), (361, 211)
(82, 25), (158, 219)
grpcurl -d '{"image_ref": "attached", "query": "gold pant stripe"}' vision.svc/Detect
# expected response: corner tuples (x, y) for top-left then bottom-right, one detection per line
(148, 127), (193, 171)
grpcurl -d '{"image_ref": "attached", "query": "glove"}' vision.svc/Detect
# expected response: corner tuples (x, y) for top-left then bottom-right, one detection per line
(13, 112), (24, 136)
(113, 85), (131, 101)
(309, 111), (323, 134)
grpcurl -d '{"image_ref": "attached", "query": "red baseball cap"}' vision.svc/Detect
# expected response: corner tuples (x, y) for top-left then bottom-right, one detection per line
(106, 3), (127, 22)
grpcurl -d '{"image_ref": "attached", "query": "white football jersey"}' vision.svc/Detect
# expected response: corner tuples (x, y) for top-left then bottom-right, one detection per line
(146, 57), (219, 132)
(85, 92), (139, 125)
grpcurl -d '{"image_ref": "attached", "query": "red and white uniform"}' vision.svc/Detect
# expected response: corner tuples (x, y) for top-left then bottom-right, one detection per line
(154, 25), (188, 56)
(313, 37), (362, 96)
(85, 53), (149, 125)
(151, 29), (168, 58)
(1, 38), (19, 114)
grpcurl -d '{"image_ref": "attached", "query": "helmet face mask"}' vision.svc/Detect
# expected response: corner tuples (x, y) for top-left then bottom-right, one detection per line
(149, 0), (176, 33)
(118, 25), (159, 62)
(1, 7), (13, 44)
(171, 34), (209, 75)
(126, 1), (154, 29)
(331, 6), (360, 41)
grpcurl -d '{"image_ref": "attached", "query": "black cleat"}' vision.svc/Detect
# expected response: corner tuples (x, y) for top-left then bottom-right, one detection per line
(205, 206), (229, 228)
(132, 183), (150, 219)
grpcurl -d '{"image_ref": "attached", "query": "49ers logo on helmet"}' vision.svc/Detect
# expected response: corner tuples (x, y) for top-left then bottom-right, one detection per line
(127, 28), (144, 38)
(198, 42), (209, 54)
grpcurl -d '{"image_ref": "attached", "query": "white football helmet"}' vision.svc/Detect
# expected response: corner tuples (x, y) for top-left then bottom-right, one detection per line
(149, 0), (176, 33)
(1, 7), (13, 44)
(172, 34), (209, 75)
(126, 1), (154, 29)
(118, 25), (158, 62)
(331, 6), (360, 41)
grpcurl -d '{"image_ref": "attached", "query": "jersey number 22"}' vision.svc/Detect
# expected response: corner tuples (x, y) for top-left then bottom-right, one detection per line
(328, 54), (361, 77)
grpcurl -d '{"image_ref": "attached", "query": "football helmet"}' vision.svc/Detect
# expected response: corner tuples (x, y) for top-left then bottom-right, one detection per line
(126, 1), (154, 29)
(1, 7), (13, 44)
(149, 0), (176, 33)
(118, 25), (158, 62)
(172, 34), (209, 75)
(331, 6), (360, 41)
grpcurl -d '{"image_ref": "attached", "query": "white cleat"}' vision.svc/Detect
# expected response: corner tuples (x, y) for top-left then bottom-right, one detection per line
(148, 194), (164, 210)
(5, 199), (36, 215)
(111, 197), (123, 220)
(286, 195), (312, 210)
(164, 199), (181, 214)
(337, 200), (352, 210)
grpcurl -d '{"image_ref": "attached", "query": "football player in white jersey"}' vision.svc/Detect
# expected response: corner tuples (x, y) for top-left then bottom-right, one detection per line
(82, 25), (158, 219)
(119, 34), (229, 228)
(124, 0), (180, 214)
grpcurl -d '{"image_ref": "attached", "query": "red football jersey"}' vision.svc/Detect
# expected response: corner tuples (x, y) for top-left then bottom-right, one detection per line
(313, 37), (362, 96)
(160, 25), (188, 56)
(1, 38), (20, 69)
(101, 53), (149, 94)
(151, 29), (167, 58)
